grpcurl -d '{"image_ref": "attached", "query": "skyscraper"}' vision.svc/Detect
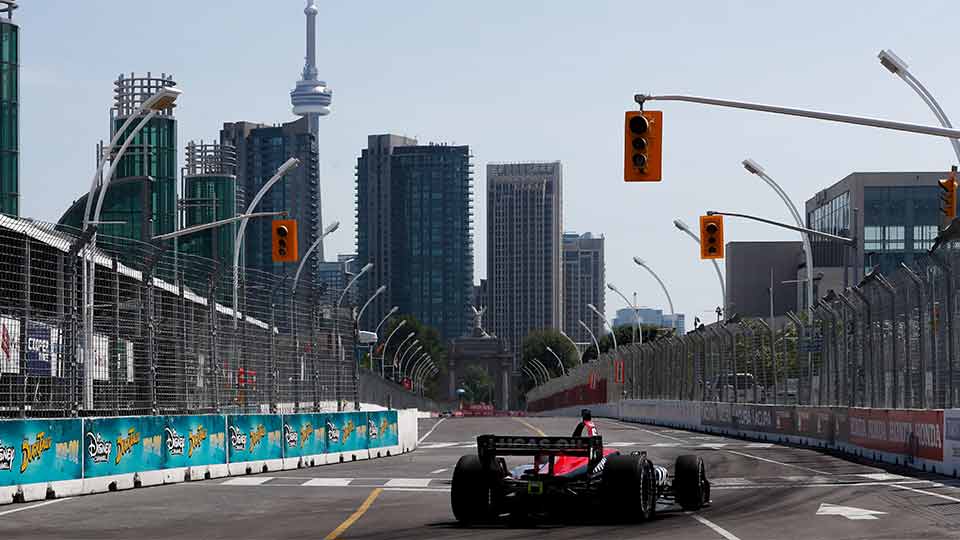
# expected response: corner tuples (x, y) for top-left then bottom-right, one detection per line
(562, 232), (604, 344)
(290, 0), (331, 262)
(59, 73), (178, 242)
(356, 135), (473, 340)
(180, 141), (239, 264)
(487, 162), (563, 357)
(220, 118), (320, 282)
(0, 2), (17, 218)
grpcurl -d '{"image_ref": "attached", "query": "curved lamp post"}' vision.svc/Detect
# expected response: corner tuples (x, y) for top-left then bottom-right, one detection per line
(390, 331), (415, 372)
(674, 218), (726, 315)
(607, 282), (642, 345)
(292, 221), (340, 292)
(378, 320), (406, 377)
(398, 343), (423, 379)
(632, 257), (675, 316)
(587, 303), (616, 351)
(528, 358), (551, 382)
(357, 285), (387, 326)
(544, 346), (566, 376)
(559, 329), (584, 364)
(579, 319), (601, 360)
(742, 159), (813, 319)
(878, 49), (960, 163)
(334, 261), (372, 411)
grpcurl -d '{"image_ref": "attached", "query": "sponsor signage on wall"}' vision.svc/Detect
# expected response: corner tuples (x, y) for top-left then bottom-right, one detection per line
(0, 418), (82, 486)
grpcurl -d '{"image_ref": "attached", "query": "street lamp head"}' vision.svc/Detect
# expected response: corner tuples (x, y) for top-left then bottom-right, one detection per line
(375, 285), (387, 295)
(606, 282), (618, 292)
(587, 303), (598, 313)
(142, 86), (183, 111)
(878, 49), (907, 75)
(742, 158), (764, 176)
(323, 221), (340, 236)
(632, 256), (646, 267)
(359, 262), (374, 274)
(277, 157), (302, 176)
(406, 331), (415, 338)
(673, 219), (690, 232)
(388, 306), (398, 315)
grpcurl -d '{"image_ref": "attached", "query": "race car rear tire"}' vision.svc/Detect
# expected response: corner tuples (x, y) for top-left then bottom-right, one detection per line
(674, 454), (710, 511)
(451, 455), (494, 525)
(602, 454), (656, 522)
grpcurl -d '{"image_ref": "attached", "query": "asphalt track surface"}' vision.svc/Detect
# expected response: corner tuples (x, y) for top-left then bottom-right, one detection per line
(3, 416), (960, 539)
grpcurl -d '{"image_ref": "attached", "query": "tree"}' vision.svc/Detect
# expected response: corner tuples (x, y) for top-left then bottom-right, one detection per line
(460, 365), (494, 405)
(581, 324), (667, 362)
(521, 329), (579, 377)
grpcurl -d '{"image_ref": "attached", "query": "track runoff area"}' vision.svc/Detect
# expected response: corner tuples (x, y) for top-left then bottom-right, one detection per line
(3, 417), (960, 540)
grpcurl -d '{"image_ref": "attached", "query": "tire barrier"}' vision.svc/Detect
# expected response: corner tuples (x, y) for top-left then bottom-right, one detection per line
(0, 408), (417, 505)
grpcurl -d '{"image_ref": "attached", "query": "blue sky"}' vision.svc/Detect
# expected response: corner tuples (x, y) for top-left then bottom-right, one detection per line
(18, 0), (960, 329)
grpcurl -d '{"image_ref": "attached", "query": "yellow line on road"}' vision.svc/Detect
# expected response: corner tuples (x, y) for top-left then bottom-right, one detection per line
(514, 417), (546, 436)
(324, 488), (383, 540)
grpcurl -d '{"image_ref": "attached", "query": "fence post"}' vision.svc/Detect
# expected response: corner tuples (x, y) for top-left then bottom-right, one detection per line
(206, 264), (221, 413)
(900, 262), (927, 408)
(113, 258), (120, 416)
(849, 288), (873, 407)
(20, 235), (30, 418)
(929, 252), (955, 408)
(65, 230), (94, 417)
(312, 302), (320, 412)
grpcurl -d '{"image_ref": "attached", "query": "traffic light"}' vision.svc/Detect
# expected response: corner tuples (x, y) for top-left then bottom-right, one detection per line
(939, 171), (957, 220)
(623, 110), (663, 182)
(271, 219), (299, 263)
(700, 215), (724, 260)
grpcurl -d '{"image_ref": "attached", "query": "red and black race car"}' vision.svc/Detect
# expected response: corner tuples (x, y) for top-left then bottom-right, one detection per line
(451, 434), (710, 525)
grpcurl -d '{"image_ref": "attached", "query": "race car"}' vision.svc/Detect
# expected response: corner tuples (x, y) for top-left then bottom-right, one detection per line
(450, 434), (710, 525)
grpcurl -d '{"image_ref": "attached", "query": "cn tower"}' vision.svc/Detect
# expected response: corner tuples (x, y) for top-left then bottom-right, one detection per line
(290, 0), (332, 260)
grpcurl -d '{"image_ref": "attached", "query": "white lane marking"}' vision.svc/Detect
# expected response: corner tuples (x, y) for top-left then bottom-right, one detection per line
(430, 468), (449, 475)
(607, 442), (638, 447)
(606, 420), (688, 442)
(688, 513), (743, 540)
(419, 442), (459, 449)
(699, 443), (728, 448)
(713, 480), (932, 490)
(816, 503), (886, 520)
(221, 476), (275, 486)
(383, 487), (450, 493)
(890, 483), (960, 503)
(859, 473), (909, 481)
(723, 449), (830, 475)
(302, 478), (352, 487)
(709, 477), (754, 486)
(384, 478), (432, 487)
(651, 442), (681, 447)
(745, 443), (773, 448)
(417, 417), (446, 444)
(0, 498), (70, 516)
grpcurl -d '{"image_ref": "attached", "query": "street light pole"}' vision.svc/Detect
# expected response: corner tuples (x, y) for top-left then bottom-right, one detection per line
(399, 344), (423, 381)
(607, 282), (642, 345)
(632, 258), (675, 316)
(292, 221), (340, 291)
(390, 331), (415, 379)
(335, 261), (372, 411)
(378, 320), (405, 377)
(545, 346), (566, 376)
(558, 329), (584, 364)
(742, 159), (815, 319)
(878, 49), (960, 164)
(579, 319), (601, 360)
(674, 219), (727, 316)
(587, 303), (616, 351)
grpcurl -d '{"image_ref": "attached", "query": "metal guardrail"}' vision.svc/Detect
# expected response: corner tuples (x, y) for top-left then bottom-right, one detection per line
(0, 216), (357, 418)
(529, 248), (960, 411)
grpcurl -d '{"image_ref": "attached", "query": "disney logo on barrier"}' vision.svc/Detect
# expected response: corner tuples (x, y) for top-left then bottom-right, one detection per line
(188, 426), (207, 458)
(299, 423), (313, 448)
(20, 432), (52, 473)
(86, 432), (113, 464)
(367, 419), (378, 440)
(115, 428), (141, 465)
(326, 420), (340, 443)
(165, 427), (185, 456)
(228, 426), (247, 451)
(283, 424), (299, 448)
(0, 440), (14, 471)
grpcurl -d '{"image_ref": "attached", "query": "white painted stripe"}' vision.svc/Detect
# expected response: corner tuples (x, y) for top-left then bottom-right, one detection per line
(384, 478), (432, 488)
(302, 478), (352, 487)
(606, 442), (638, 447)
(607, 420), (688, 442)
(709, 477), (754, 486)
(0, 498), (70, 516)
(417, 417), (445, 444)
(419, 442), (459, 449)
(712, 480), (932, 490)
(699, 443), (728, 448)
(859, 473), (908, 481)
(724, 449), (830, 475)
(222, 476), (275, 486)
(689, 513), (743, 540)
(430, 468), (449, 475)
(745, 443), (773, 448)
(890, 483), (960, 503)
(651, 442), (681, 447)
(383, 487), (450, 493)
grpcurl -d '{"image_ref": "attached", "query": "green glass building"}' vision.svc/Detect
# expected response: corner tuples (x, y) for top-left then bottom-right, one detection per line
(59, 73), (178, 241)
(180, 141), (238, 263)
(0, 4), (17, 217)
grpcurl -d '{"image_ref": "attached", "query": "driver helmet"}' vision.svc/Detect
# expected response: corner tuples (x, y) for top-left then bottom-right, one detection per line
(580, 408), (592, 421)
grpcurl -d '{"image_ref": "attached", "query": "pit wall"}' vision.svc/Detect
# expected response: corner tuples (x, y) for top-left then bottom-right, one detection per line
(0, 408), (419, 505)
(535, 400), (958, 478)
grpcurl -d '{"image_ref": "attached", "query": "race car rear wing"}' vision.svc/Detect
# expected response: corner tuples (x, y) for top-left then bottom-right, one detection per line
(477, 435), (603, 461)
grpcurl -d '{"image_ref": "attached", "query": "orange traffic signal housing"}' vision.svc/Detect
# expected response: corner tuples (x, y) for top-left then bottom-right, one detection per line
(700, 215), (724, 260)
(939, 172), (957, 220)
(624, 110), (663, 182)
(271, 219), (299, 263)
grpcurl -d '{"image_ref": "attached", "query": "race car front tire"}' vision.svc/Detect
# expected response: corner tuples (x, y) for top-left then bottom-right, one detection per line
(451, 455), (494, 525)
(602, 454), (656, 522)
(674, 454), (710, 510)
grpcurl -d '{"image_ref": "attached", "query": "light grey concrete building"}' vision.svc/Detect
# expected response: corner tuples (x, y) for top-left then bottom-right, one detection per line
(562, 232), (604, 344)
(725, 241), (802, 322)
(487, 162), (563, 360)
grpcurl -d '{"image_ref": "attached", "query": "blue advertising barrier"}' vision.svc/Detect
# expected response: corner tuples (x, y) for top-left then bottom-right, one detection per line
(0, 418), (82, 486)
(324, 412), (368, 454)
(83, 416), (166, 478)
(226, 414), (283, 462)
(163, 415), (226, 468)
(366, 411), (399, 449)
(282, 413), (326, 458)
